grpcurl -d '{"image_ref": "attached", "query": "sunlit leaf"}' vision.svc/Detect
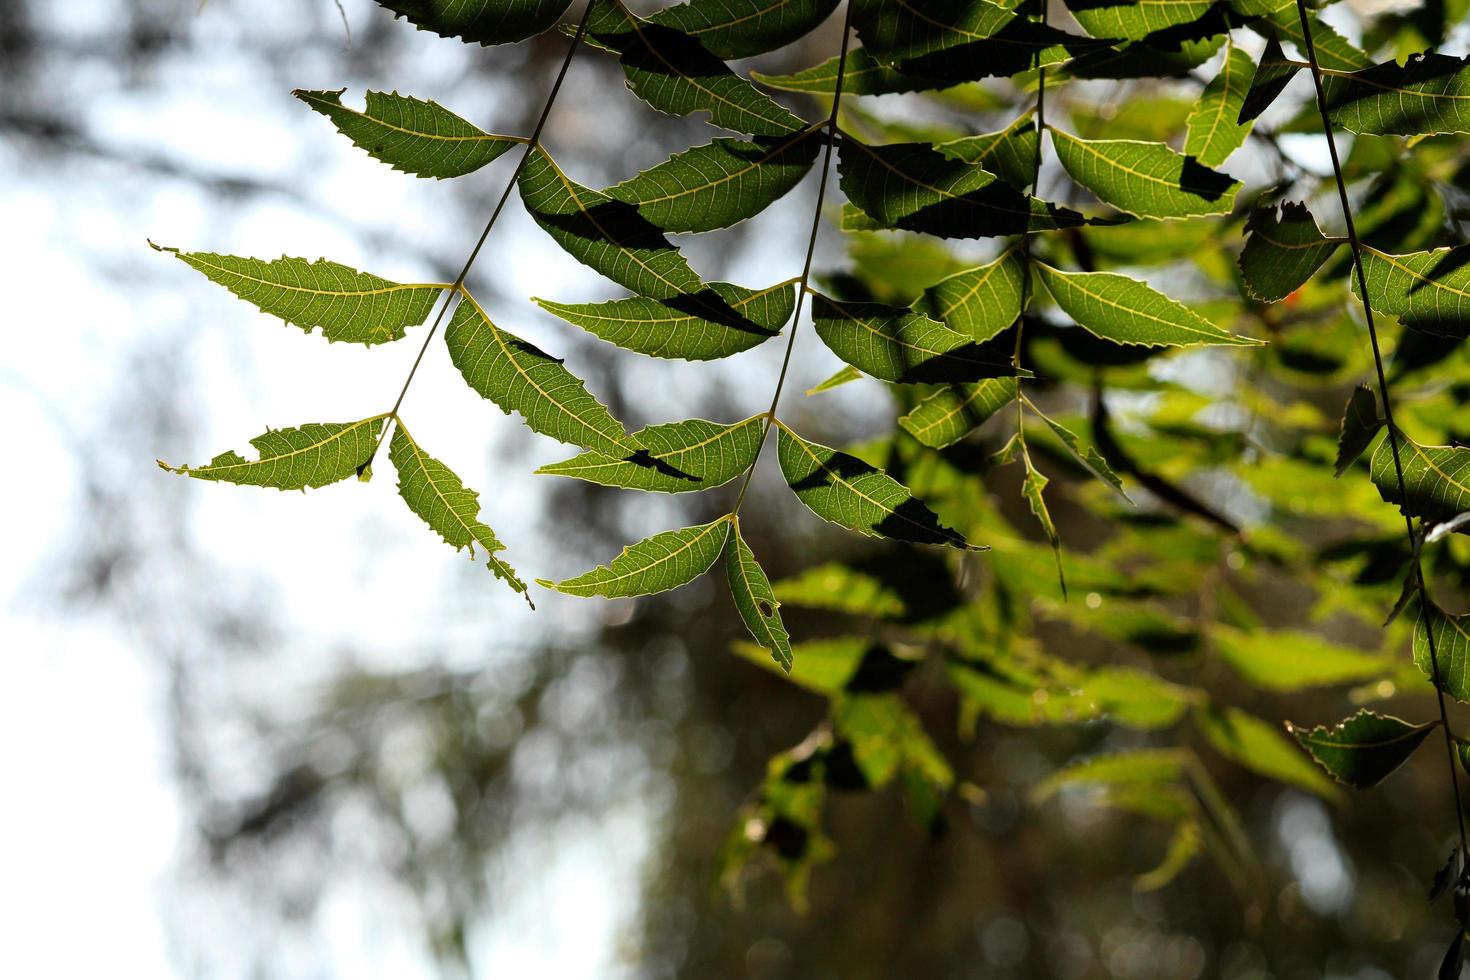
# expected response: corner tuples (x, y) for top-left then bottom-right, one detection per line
(1212, 626), (1393, 690)
(537, 415), (763, 492)
(727, 519), (793, 671)
(1196, 706), (1340, 800)
(899, 378), (1016, 448)
(1069, 0), (1212, 43)
(158, 416), (386, 490)
(1183, 42), (1254, 166)
(1237, 202), (1342, 303)
(538, 516), (732, 597)
(1371, 433), (1470, 522)
(1035, 263), (1258, 347)
(1050, 130), (1240, 220)
(375, 0), (574, 45)
(1355, 245), (1470, 336)
(810, 292), (1017, 383)
(913, 247), (1025, 341)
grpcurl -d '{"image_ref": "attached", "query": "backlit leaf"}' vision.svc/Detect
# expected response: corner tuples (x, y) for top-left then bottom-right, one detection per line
(536, 415), (763, 492)
(1371, 433), (1470, 521)
(935, 117), (1040, 192)
(727, 519), (793, 671)
(1237, 34), (1300, 124)
(1355, 245), (1470, 336)
(1196, 706), (1340, 800)
(1287, 709), (1437, 789)
(158, 416), (386, 490)
(1069, 0), (1213, 42)
(1035, 263), (1258, 347)
(1238, 202), (1342, 303)
(375, 0), (574, 45)
(538, 516), (732, 597)
(1335, 385), (1382, 477)
(899, 378), (1016, 448)
(1213, 626), (1393, 690)
(810, 292), (1017, 383)
(647, 0), (840, 59)
(1415, 602), (1470, 702)
(1050, 130), (1240, 220)
(913, 247), (1025, 341)
(1183, 43), (1254, 166)
(1256, 7), (1370, 73)
(1324, 53), (1470, 137)
(294, 88), (520, 179)
(753, 48), (950, 97)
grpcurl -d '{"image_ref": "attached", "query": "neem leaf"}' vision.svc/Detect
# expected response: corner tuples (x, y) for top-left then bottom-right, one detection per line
(518, 147), (705, 300)
(1415, 602), (1470, 702)
(731, 636), (883, 694)
(936, 117), (1040, 192)
(647, 0), (840, 59)
(727, 519), (793, 671)
(1238, 202), (1342, 303)
(294, 89), (520, 179)
(1324, 53), (1470, 137)
(753, 47), (949, 96)
(1237, 34), (1301, 125)
(157, 246), (442, 346)
(1050, 129), (1240, 220)
(157, 416), (386, 490)
(536, 415), (764, 492)
(1030, 403), (1129, 500)
(1021, 451), (1065, 594)
(1287, 709), (1437, 789)
(587, 0), (805, 136)
(775, 422), (982, 550)
(810, 292), (1018, 383)
(1335, 385), (1382, 477)
(837, 134), (1087, 238)
(375, 0), (574, 45)
(389, 425), (527, 596)
(1371, 433), (1470, 521)
(1212, 626), (1393, 690)
(1069, 0), (1213, 42)
(607, 131), (820, 233)
(1035, 263), (1258, 347)
(1135, 821), (1203, 892)
(537, 516), (732, 597)
(899, 378), (1016, 448)
(1355, 245), (1470, 337)
(913, 247), (1025, 342)
(807, 365), (864, 394)
(1196, 706), (1340, 800)
(1032, 749), (1186, 802)
(445, 292), (635, 456)
(1183, 42), (1254, 166)
(1256, 7), (1370, 73)
(535, 280), (791, 360)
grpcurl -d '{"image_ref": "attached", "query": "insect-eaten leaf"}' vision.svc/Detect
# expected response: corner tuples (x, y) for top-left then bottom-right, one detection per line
(538, 516), (732, 597)
(912, 247), (1025, 342)
(1237, 202), (1342, 304)
(1287, 709), (1437, 789)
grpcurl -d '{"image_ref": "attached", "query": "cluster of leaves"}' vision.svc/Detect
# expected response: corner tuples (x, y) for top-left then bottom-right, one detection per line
(156, 0), (1470, 939)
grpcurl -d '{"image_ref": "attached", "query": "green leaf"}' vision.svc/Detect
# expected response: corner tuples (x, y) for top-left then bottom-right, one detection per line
(607, 131), (820, 233)
(1371, 433), (1470, 521)
(912, 247), (1025, 341)
(1335, 385), (1382, 477)
(1256, 7), (1370, 73)
(1416, 602), (1470, 702)
(1035, 263), (1258, 348)
(1355, 245), (1470, 336)
(536, 415), (763, 492)
(934, 116), (1040, 191)
(731, 636), (895, 694)
(534, 280), (790, 360)
(587, 0), (806, 136)
(1069, 0), (1213, 42)
(1021, 450), (1065, 594)
(538, 516), (732, 597)
(832, 695), (953, 795)
(293, 89), (520, 179)
(517, 147), (704, 300)
(1212, 626), (1393, 690)
(1287, 709), (1437, 789)
(155, 246), (442, 346)
(647, 0), (840, 59)
(773, 564), (906, 619)
(898, 378), (1016, 448)
(158, 416), (386, 490)
(1077, 667), (1194, 730)
(1324, 53), (1470, 137)
(1049, 129), (1240, 220)
(1029, 403), (1129, 499)
(375, 0), (574, 45)
(388, 425), (527, 596)
(445, 292), (635, 456)
(1033, 749), (1186, 802)
(753, 47), (950, 96)
(775, 422), (982, 550)
(727, 520), (793, 671)
(810, 293), (1018, 383)
(837, 134), (1087, 238)
(1238, 202), (1342, 303)
(1237, 34), (1301, 124)
(806, 365), (864, 395)
(1183, 43), (1254, 166)
(1135, 821), (1202, 892)
(1195, 706), (1340, 800)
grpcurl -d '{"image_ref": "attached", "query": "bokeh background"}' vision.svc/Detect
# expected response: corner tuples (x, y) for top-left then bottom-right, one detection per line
(4, 1), (1469, 977)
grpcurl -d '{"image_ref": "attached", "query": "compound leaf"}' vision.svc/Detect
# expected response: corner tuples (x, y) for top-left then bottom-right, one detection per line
(538, 516), (732, 597)
(1069, 0), (1213, 42)
(1237, 34), (1301, 124)
(157, 416), (386, 490)
(537, 415), (764, 492)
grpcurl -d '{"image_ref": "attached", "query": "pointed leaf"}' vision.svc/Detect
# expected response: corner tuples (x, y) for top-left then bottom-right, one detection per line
(1050, 130), (1240, 220)
(518, 147), (704, 300)
(727, 520), (793, 671)
(1287, 709), (1437, 789)
(913, 247), (1025, 341)
(807, 365), (864, 394)
(647, 0), (840, 59)
(1324, 53), (1470, 137)
(157, 416), (386, 490)
(1371, 433), (1470, 521)
(1415, 602), (1470, 703)
(587, 0), (805, 136)
(1238, 202), (1342, 303)
(1033, 749), (1186, 802)
(1196, 706), (1340, 800)
(1355, 245), (1470, 336)
(156, 246), (442, 346)
(445, 293), (634, 455)
(899, 378), (1016, 448)
(294, 89), (520, 179)
(389, 426), (527, 595)
(535, 280), (790, 360)
(811, 293), (1017, 383)
(537, 415), (764, 492)
(775, 422), (982, 549)
(1022, 452), (1065, 594)
(1183, 43), (1254, 166)
(731, 636), (884, 694)
(1237, 34), (1301, 124)
(837, 134), (1087, 238)
(1036, 263), (1258, 347)
(1031, 405), (1129, 499)
(1256, 8), (1370, 73)
(607, 131), (820, 233)
(753, 47), (949, 96)
(375, 0), (574, 45)
(1335, 385), (1382, 477)
(1212, 626), (1394, 691)
(936, 117), (1040, 193)
(1135, 821), (1202, 892)
(538, 516), (732, 597)
(1069, 0), (1213, 42)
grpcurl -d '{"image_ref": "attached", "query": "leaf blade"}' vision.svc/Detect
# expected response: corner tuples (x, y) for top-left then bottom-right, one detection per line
(538, 516), (732, 597)
(158, 416), (386, 490)
(1036, 263), (1258, 348)
(1050, 130), (1240, 220)
(727, 520), (793, 671)
(536, 415), (764, 493)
